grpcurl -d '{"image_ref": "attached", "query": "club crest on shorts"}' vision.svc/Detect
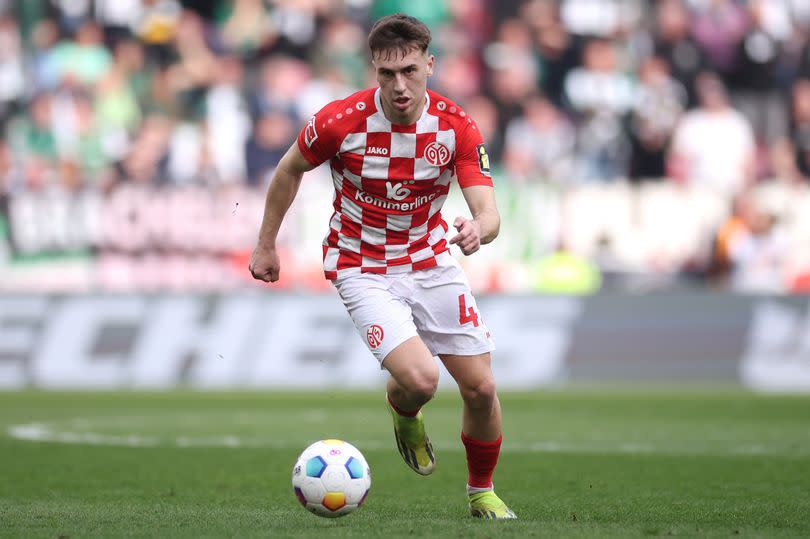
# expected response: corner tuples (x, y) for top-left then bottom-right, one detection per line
(366, 324), (384, 349)
(423, 141), (451, 166)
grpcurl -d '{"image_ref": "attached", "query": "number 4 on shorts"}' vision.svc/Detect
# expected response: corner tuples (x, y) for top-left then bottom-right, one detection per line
(457, 293), (480, 327)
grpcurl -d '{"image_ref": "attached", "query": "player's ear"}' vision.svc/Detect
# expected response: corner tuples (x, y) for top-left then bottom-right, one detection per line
(426, 53), (435, 77)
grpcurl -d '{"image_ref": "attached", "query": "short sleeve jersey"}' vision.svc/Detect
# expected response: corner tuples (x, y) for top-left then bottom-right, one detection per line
(296, 87), (493, 280)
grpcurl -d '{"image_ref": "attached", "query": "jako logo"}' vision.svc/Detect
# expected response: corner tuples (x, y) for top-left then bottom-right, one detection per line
(385, 182), (411, 200)
(366, 146), (388, 156)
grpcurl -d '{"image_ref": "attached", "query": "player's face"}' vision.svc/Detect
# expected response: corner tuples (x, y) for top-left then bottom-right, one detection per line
(373, 47), (434, 125)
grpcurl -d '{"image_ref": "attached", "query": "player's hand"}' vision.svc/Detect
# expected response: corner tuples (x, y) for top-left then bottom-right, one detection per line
(449, 217), (482, 256)
(249, 244), (281, 282)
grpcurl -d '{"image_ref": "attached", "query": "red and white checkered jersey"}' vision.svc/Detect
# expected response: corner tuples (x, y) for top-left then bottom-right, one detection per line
(296, 87), (493, 280)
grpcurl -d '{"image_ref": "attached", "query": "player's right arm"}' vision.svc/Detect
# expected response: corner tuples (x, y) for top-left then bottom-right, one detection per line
(249, 143), (316, 283)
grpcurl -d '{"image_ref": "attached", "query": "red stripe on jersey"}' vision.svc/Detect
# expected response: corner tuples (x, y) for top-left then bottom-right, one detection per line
(406, 235), (431, 255)
(391, 123), (417, 134)
(431, 238), (448, 255)
(360, 242), (386, 259)
(339, 176), (356, 200)
(363, 207), (389, 229)
(330, 156), (345, 175)
(412, 256), (439, 271)
(337, 249), (362, 270)
(388, 157), (414, 180)
(386, 253), (414, 266)
(325, 229), (339, 253)
(428, 211), (445, 231)
(410, 203), (432, 230)
(341, 152), (365, 177)
(339, 213), (362, 239)
(386, 229), (409, 245)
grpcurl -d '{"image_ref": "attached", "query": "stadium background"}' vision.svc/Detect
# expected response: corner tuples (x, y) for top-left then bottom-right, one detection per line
(0, 0), (809, 392)
(1, 2), (810, 537)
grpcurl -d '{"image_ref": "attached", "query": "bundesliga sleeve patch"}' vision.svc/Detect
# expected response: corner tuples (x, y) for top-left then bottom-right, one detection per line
(477, 144), (491, 176)
(304, 117), (318, 148)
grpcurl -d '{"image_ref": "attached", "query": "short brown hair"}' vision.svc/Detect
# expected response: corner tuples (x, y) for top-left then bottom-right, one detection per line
(368, 14), (431, 60)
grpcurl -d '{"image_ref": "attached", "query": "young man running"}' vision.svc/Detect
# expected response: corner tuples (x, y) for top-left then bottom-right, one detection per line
(249, 13), (515, 519)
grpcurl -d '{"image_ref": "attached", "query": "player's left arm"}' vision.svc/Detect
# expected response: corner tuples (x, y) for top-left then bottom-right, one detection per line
(449, 117), (500, 256)
(449, 185), (500, 256)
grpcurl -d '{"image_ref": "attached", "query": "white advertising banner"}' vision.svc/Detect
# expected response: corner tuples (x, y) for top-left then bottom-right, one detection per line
(0, 294), (582, 390)
(3, 294), (809, 392)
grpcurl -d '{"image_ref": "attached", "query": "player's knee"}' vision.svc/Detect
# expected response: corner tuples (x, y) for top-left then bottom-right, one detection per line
(460, 377), (497, 410)
(403, 367), (439, 403)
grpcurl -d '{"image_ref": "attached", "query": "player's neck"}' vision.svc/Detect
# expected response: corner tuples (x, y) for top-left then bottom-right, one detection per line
(380, 94), (426, 126)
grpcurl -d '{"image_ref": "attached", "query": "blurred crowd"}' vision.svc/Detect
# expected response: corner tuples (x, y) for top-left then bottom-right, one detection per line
(0, 0), (809, 194)
(0, 0), (810, 293)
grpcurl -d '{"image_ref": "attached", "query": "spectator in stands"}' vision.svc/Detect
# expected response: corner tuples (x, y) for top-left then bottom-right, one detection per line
(0, 16), (24, 129)
(790, 78), (810, 179)
(164, 10), (218, 117)
(204, 55), (250, 184)
(708, 189), (760, 285)
(768, 137), (806, 184)
(50, 20), (114, 88)
(564, 38), (635, 181)
(117, 114), (172, 185)
(628, 55), (687, 181)
(216, 0), (277, 57)
(709, 188), (788, 293)
(459, 94), (502, 164)
(668, 72), (756, 195)
(654, 0), (707, 107)
(727, 0), (788, 149)
(312, 16), (368, 91)
(0, 139), (17, 194)
(484, 18), (539, 146)
(94, 0), (142, 46)
(252, 55), (312, 122)
(503, 94), (576, 184)
(521, 0), (578, 108)
(134, 0), (182, 67)
(690, 0), (749, 81)
(728, 202), (789, 294)
(559, 0), (642, 38)
(245, 110), (296, 187)
(111, 39), (151, 114)
(17, 92), (58, 167)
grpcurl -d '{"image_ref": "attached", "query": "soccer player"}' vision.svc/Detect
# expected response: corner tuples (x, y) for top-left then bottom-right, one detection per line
(249, 13), (515, 520)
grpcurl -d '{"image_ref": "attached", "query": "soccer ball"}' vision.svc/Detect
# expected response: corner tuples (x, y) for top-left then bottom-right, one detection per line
(291, 439), (371, 518)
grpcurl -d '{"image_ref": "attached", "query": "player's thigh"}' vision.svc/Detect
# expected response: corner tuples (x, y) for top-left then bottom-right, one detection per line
(440, 352), (495, 393)
(410, 258), (494, 357)
(333, 274), (419, 365)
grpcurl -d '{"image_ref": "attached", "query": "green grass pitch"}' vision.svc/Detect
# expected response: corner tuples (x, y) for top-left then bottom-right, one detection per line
(1, 389), (809, 537)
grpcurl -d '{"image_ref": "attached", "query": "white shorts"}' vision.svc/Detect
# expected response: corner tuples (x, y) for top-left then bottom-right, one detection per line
(333, 252), (495, 365)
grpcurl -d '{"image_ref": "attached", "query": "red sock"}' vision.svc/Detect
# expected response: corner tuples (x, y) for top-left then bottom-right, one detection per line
(387, 394), (420, 417)
(461, 431), (502, 489)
